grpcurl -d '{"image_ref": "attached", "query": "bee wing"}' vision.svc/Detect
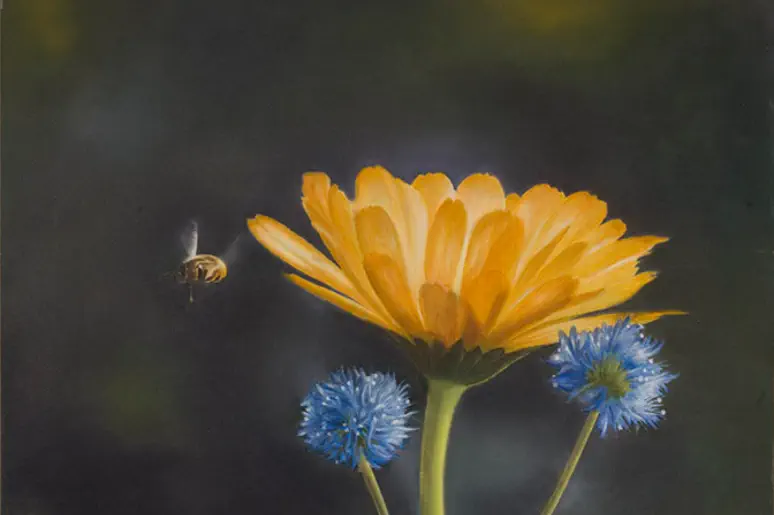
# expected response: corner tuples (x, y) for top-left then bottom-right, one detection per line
(221, 233), (244, 266)
(180, 220), (199, 260)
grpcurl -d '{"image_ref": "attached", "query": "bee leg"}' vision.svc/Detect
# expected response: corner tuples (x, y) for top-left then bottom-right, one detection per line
(188, 283), (194, 303)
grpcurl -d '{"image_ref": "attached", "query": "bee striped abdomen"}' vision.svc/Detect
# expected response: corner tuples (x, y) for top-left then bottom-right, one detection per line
(204, 264), (227, 283)
(181, 254), (228, 285)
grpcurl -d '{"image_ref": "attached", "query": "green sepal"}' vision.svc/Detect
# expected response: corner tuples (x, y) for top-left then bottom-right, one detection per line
(390, 337), (532, 386)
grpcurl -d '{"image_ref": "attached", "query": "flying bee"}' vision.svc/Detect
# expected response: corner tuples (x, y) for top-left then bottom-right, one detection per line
(173, 220), (240, 303)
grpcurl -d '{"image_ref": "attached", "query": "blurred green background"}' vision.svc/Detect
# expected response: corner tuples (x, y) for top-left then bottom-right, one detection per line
(4, 0), (773, 513)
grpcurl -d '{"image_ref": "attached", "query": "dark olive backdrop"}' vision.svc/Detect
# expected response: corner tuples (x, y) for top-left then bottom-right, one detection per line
(4, 0), (773, 514)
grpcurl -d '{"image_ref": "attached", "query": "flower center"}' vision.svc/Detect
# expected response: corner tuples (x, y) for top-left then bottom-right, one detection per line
(585, 357), (630, 398)
(335, 418), (368, 443)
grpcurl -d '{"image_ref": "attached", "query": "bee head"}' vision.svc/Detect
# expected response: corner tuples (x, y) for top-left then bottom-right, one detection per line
(172, 264), (189, 283)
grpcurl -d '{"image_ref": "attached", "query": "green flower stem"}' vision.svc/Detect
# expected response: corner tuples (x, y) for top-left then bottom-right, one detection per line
(419, 380), (467, 515)
(358, 452), (390, 515)
(540, 410), (600, 515)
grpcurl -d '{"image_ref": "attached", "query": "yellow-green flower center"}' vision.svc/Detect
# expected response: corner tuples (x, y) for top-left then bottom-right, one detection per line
(585, 357), (630, 399)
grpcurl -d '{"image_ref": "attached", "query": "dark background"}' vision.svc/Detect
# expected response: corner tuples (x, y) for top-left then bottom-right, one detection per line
(4, 0), (773, 513)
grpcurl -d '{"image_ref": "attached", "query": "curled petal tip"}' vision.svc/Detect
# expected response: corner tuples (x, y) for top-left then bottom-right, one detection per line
(246, 214), (269, 232)
(247, 213), (273, 224)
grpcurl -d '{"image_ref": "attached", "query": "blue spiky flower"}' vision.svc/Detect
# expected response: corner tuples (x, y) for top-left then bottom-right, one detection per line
(548, 318), (677, 436)
(299, 368), (414, 469)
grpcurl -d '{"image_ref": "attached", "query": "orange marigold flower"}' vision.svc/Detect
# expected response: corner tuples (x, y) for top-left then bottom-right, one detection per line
(248, 166), (681, 355)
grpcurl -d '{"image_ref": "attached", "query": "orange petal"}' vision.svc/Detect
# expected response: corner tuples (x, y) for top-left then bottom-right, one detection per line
(355, 206), (405, 271)
(363, 253), (424, 336)
(462, 269), (509, 335)
(584, 218), (627, 251)
(490, 276), (578, 341)
(419, 283), (467, 347)
(502, 310), (687, 351)
(456, 173), (506, 227)
(301, 172), (332, 225)
(326, 187), (397, 324)
(562, 271), (659, 319)
(247, 215), (355, 297)
(533, 242), (589, 284)
(300, 174), (343, 269)
(354, 167), (420, 288)
(505, 193), (520, 212)
(576, 259), (639, 292)
(354, 166), (407, 245)
(576, 235), (668, 276)
(539, 191), (607, 250)
(462, 306), (484, 349)
(311, 181), (419, 325)
(480, 216), (524, 282)
(285, 273), (402, 336)
(461, 210), (512, 287)
(354, 166), (399, 211)
(513, 271), (658, 336)
(510, 184), (565, 238)
(394, 179), (429, 295)
(299, 178), (398, 325)
(509, 227), (570, 296)
(425, 199), (467, 289)
(412, 173), (456, 221)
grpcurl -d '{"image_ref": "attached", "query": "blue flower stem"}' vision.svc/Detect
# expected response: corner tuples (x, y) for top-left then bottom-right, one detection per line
(419, 380), (467, 515)
(540, 410), (600, 515)
(358, 452), (390, 515)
